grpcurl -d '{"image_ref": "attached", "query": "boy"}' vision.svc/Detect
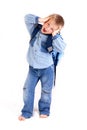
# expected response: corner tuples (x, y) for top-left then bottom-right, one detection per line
(18, 13), (66, 120)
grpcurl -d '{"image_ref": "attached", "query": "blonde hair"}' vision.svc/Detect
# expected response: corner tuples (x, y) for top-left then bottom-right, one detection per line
(48, 14), (64, 27)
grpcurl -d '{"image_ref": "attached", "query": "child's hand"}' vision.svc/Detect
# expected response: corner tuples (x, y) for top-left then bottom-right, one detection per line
(52, 29), (60, 36)
(39, 17), (50, 23)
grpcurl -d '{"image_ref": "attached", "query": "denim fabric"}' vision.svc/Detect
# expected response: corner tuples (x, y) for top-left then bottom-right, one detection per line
(21, 65), (54, 118)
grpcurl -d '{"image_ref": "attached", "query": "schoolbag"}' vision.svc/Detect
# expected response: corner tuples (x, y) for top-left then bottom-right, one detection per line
(30, 24), (60, 86)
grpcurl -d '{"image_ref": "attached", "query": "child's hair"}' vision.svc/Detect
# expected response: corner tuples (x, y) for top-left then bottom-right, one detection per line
(48, 14), (64, 27)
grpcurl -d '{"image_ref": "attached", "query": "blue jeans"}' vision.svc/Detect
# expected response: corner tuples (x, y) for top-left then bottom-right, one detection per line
(21, 65), (54, 118)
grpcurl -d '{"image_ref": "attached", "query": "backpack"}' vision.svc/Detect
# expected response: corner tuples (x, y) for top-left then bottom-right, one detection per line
(30, 24), (60, 86)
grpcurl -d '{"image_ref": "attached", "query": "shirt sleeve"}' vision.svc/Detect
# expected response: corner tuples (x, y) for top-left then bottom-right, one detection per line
(24, 14), (39, 36)
(52, 34), (66, 53)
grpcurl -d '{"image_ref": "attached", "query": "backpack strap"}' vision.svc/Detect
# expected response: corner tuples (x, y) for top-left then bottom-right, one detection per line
(31, 24), (42, 40)
(52, 52), (60, 86)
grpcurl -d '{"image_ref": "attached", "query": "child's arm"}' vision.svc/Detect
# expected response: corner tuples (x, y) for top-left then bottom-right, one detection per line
(52, 35), (66, 53)
(24, 14), (39, 35)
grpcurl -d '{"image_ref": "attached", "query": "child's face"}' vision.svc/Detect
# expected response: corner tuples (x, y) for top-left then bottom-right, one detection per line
(41, 19), (60, 34)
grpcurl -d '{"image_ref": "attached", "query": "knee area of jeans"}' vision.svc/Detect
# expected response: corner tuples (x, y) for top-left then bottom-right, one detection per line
(42, 89), (51, 94)
(42, 85), (53, 94)
(41, 90), (51, 103)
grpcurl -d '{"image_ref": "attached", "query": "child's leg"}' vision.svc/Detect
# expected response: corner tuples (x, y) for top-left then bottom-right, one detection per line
(38, 65), (54, 117)
(19, 66), (39, 120)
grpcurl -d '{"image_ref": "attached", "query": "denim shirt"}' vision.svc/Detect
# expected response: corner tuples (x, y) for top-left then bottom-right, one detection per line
(24, 14), (66, 69)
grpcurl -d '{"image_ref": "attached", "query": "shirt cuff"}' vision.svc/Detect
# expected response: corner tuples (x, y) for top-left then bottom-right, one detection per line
(52, 34), (60, 40)
(35, 16), (40, 23)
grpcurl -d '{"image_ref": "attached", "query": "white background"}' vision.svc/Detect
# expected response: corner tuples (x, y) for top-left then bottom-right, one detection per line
(0, 0), (87, 130)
